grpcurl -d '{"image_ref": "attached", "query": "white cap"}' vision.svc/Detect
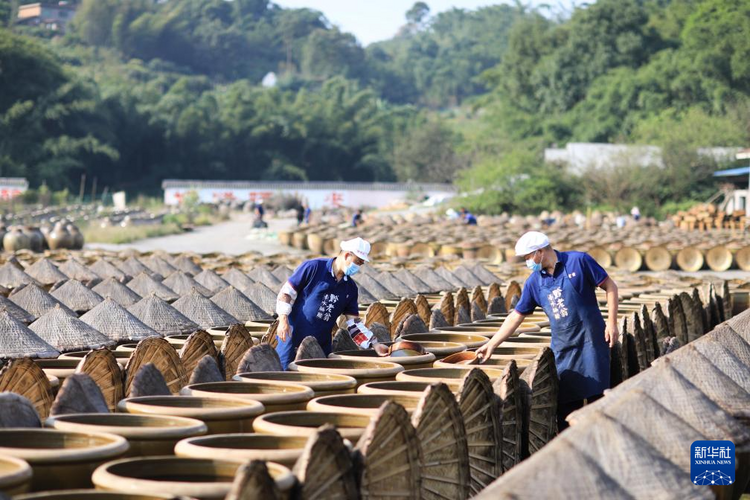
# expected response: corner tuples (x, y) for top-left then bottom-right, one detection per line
(515, 231), (550, 257)
(340, 237), (371, 262)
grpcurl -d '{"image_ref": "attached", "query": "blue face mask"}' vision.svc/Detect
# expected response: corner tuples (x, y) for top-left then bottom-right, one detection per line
(526, 252), (542, 273)
(344, 262), (360, 277)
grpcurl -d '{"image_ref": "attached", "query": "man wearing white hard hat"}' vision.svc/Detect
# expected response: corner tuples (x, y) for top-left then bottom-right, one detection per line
(476, 231), (619, 430)
(275, 237), (386, 369)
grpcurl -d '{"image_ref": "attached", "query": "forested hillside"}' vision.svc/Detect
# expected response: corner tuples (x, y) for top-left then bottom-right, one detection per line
(1, 0), (749, 214)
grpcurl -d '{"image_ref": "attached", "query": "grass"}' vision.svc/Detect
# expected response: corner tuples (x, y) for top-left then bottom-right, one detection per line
(82, 223), (184, 244)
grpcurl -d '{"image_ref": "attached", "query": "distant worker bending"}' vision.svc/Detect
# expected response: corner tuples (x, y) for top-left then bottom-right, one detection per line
(352, 209), (364, 227)
(460, 208), (477, 225)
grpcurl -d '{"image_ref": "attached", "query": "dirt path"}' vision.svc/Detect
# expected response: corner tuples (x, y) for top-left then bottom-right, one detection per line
(86, 214), (308, 256)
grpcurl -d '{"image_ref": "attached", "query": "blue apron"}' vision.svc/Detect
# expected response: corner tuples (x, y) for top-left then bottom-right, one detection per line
(538, 263), (609, 403)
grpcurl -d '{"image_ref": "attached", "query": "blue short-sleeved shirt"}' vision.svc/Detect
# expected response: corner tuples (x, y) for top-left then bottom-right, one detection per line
(276, 258), (359, 367)
(515, 251), (608, 315)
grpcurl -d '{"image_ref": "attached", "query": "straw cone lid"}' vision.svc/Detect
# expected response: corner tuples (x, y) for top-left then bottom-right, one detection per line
(434, 266), (471, 289)
(0, 309), (59, 359)
(9, 283), (76, 320)
(172, 288), (239, 329)
(221, 268), (256, 292)
(171, 254), (203, 276)
(242, 283), (277, 315)
(393, 269), (432, 294)
(127, 272), (179, 303)
(58, 258), (101, 282)
(356, 402), (422, 499)
(247, 265), (282, 289)
(473, 438), (632, 500)
(272, 265), (293, 282)
(0, 292), (36, 323)
(23, 258), (68, 286)
(210, 286), (271, 322)
(356, 285), (378, 305)
(568, 360), (750, 449)
(143, 255), (178, 277)
(194, 269), (230, 294)
(0, 262), (39, 289)
(412, 267), (455, 292)
(560, 412), (708, 499)
(51, 278), (104, 313)
(163, 271), (213, 298)
(378, 272), (415, 297)
(597, 389), (705, 472)
(29, 304), (114, 352)
(127, 293), (199, 336)
(89, 258), (128, 281)
(118, 256), (150, 278)
(469, 263), (501, 286)
(80, 297), (161, 342)
(452, 266), (484, 288)
(354, 274), (397, 301)
(93, 277), (143, 307)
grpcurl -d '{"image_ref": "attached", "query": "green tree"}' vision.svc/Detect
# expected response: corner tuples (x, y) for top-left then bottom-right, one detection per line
(406, 2), (430, 26)
(393, 119), (467, 182)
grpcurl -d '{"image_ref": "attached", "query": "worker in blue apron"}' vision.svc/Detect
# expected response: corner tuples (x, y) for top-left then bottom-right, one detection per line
(476, 231), (619, 431)
(275, 237), (387, 369)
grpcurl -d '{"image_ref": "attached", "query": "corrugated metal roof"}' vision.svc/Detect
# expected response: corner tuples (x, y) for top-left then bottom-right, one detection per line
(713, 167), (750, 177)
(161, 179), (456, 192)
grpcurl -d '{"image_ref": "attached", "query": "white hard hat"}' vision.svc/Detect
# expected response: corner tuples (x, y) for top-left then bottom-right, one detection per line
(340, 237), (371, 262)
(515, 231), (550, 257)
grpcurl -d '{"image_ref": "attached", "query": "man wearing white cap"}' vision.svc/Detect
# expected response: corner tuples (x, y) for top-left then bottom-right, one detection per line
(275, 237), (386, 369)
(476, 231), (619, 430)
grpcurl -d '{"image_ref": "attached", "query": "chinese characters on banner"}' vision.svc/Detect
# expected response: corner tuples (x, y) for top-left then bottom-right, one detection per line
(0, 189), (22, 201)
(325, 192), (344, 207)
(247, 191), (273, 203)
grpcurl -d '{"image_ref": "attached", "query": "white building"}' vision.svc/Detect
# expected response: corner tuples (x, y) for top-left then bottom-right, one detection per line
(545, 142), (740, 173)
(162, 180), (456, 209)
(0, 178), (28, 200)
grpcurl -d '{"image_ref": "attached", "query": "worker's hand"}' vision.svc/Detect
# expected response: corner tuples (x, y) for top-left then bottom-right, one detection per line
(372, 342), (389, 356)
(277, 315), (291, 343)
(475, 341), (494, 363)
(605, 321), (619, 348)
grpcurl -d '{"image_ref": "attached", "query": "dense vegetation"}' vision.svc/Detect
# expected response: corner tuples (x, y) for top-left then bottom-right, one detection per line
(1, 0), (749, 214)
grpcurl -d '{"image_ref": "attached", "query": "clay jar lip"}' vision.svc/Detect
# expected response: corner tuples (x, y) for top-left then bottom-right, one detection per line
(117, 395), (265, 420)
(233, 371), (357, 391)
(174, 433), (308, 465)
(400, 333), (488, 348)
(0, 428), (129, 464)
(0, 454), (32, 489)
(91, 456), (237, 493)
(92, 456), (295, 495)
(45, 413), (208, 440)
(357, 381), (432, 395)
(180, 381), (314, 405)
(397, 366), (506, 381)
(327, 350), (436, 366)
(288, 358), (404, 377)
(308, 393), (422, 412)
(252, 411), (370, 440)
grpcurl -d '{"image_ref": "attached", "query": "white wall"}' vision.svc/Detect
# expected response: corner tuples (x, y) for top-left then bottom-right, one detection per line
(163, 184), (455, 209)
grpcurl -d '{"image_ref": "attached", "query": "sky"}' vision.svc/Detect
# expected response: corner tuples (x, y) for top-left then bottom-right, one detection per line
(273, 0), (579, 46)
